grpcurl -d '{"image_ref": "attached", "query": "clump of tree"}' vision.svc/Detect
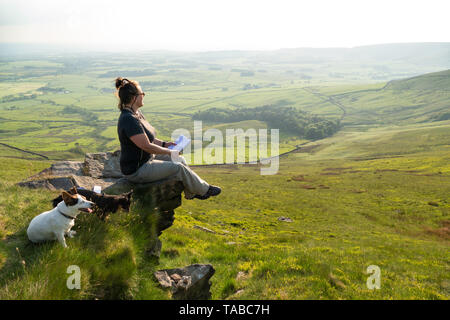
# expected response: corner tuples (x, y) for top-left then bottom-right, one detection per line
(192, 105), (340, 140)
(1, 93), (38, 103)
(61, 106), (98, 122)
(431, 111), (450, 122)
(37, 86), (66, 93)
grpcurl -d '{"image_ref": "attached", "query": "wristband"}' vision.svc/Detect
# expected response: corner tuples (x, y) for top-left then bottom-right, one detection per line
(162, 141), (166, 147)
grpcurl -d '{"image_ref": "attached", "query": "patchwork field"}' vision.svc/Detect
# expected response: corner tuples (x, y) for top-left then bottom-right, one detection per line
(1, 50), (449, 161)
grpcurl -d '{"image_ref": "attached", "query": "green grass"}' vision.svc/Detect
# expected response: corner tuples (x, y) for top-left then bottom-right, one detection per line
(0, 121), (448, 299)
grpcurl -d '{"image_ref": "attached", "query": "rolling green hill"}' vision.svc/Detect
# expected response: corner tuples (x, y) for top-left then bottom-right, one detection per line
(385, 69), (450, 91)
(308, 69), (450, 126)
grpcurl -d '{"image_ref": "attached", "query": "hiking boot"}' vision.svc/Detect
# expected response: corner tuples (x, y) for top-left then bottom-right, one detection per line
(194, 185), (221, 200)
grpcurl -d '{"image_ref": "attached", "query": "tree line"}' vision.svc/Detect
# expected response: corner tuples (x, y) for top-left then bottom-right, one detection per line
(60, 106), (98, 122)
(192, 105), (341, 140)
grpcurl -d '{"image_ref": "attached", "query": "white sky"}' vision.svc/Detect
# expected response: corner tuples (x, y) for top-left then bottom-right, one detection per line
(0, 0), (449, 51)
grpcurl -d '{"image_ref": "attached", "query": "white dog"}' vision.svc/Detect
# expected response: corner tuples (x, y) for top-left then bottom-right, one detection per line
(27, 190), (94, 248)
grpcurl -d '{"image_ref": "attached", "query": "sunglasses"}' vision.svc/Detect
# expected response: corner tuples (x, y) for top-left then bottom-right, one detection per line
(136, 92), (145, 96)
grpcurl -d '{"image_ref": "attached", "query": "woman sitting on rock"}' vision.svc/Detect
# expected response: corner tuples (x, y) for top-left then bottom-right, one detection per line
(115, 77), (221, 200)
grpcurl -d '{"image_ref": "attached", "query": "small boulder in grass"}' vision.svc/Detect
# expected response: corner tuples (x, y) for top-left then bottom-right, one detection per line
(278, 216), (293, 223)
(154, 271), (174, 289)
(194, 225), (216, 234)
(154, 264), (215, 300)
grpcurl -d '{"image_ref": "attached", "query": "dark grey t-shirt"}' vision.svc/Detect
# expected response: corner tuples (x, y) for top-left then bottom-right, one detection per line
(117, 109), (155, 175)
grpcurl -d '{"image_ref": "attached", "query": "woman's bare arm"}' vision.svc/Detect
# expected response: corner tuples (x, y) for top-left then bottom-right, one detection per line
(129, 133), (171, 155)
(153, 137), (163, 146)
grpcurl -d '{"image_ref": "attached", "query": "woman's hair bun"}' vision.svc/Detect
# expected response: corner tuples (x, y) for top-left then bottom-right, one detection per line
(114, 77), (140, 111)
(115, 77), (127, 90)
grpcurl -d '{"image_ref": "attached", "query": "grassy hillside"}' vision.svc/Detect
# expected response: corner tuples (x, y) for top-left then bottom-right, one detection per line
(0, 121), (448, 299)
(310, 69), (450, 126)
(385, 69), (450, 91)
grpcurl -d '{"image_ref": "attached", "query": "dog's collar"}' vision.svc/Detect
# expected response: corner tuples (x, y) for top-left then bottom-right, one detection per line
(57, 208), (75, 220)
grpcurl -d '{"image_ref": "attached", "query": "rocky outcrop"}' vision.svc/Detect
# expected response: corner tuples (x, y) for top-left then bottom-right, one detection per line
(154, 264), (215, 300)
(83, 151), (123, 179)
(18, 176), (79, 191)
(113, 178), (185, 259)
(17, 151), (122, 191)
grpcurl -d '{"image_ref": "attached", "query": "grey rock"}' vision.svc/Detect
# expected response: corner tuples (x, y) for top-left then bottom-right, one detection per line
(71, 175), (117, 190)
(18, 151), (123, 191)
(154, 271), (174, 289)
(102, 178), (135, 195)
(50, 161), (84, 176)
(18, 151), (186, 199)
(194, 225), (216, 234)
(46, 177), (78, 190)
(104, 178), (184, 206)
(177, 276), (192, 290)
(18, 176), (77, 191)
(278, 216), (293, 223)
(154, 264), (215, 300)
(171, 273), (182, 282)
(83, 151), (123, 179)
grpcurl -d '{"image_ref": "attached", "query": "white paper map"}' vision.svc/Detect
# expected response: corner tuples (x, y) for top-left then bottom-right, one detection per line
(168, 134), (191, 152)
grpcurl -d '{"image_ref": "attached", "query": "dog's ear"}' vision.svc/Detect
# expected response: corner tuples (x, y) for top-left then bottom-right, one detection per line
(69, 186), (78, 194)
(62, 191), (78, 206)
(125, 190), (133, 200)
(51, 195), (62, 208)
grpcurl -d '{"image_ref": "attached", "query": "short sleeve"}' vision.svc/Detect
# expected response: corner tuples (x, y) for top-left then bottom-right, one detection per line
(122, 114), (144, 138)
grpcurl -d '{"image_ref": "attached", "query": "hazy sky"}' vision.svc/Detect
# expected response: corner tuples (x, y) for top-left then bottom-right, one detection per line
(1, 0), (449, 51)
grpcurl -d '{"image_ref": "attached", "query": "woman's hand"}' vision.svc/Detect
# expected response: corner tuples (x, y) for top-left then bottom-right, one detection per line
(165, 141), (177, 148)
(169, 149), (183, 162)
